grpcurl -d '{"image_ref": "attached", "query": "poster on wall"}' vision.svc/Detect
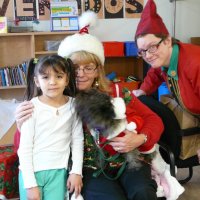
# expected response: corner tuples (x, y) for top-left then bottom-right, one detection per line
(38, 0), (50, 20)
(14, 0), (38, 21)
(1, 0), (144, 24)
(60, 0), (82, 15)
(125, 0), (143, 18)
(84, 0), (103, 19)
(0, 0), (14, 19)
(73, 0), (82, 15)
(104, 0), (123, 19)
(83, 0), (143, 19)
(50, 1), (79, 31)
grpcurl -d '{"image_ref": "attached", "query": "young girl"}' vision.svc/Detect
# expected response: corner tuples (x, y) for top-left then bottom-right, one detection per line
(18, 55), (83, 200)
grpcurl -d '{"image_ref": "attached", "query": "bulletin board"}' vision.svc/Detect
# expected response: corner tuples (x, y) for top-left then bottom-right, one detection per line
(125, 0), (143, 18)
(0, 0), (144, 24)
(38, 0), (50, 20)
(0, 0), (51, 21)
(83, 0), (144, 19)
(50, 1), (79, 31)
(0, 0), (14, 19)
(13, 0), (38, 21)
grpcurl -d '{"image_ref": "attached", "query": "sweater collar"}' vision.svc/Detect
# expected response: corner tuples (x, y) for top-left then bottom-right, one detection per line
(162, 44), (179, 80)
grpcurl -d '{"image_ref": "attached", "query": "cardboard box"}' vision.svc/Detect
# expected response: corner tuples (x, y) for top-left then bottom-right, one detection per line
(103, 42), (124, 57)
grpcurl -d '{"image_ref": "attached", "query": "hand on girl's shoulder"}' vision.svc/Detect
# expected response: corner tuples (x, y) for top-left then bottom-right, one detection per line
(15, 100), (34, 130)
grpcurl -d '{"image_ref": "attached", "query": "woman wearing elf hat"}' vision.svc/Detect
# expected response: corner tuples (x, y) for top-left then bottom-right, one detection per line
(133, 0), (200, 161)
(15, 11), (164, 200)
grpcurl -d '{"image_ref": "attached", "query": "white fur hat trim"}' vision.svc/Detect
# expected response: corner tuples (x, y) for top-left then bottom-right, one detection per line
(58, 33), (105, 65)
(57, 11), (105, 65)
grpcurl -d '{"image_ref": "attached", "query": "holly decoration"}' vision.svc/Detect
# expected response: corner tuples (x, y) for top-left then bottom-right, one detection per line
(0, 146), (19, 199)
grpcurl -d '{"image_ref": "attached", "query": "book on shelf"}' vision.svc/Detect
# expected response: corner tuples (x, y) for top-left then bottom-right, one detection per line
(4, 68), (11, 86)
(0, 69), (6, 86)
(0, 62), (27, 87)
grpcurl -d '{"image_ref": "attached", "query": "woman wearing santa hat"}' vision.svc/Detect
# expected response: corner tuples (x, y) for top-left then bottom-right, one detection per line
(14, 10), (165, 200)
(133, 0), (200, 161)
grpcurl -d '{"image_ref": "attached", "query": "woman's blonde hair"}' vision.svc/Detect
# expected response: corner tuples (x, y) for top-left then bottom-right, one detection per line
(69, 51), (111, 93)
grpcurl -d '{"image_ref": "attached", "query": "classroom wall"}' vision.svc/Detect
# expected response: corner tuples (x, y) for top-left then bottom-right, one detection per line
(91, 0), (200, 43)
(91, 0), (173, 42)
(175, 0), (200, 42)
(15, 0), (200, 43)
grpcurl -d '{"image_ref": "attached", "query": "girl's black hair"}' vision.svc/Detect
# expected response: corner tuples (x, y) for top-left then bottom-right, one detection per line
(24, 55), (77, 100)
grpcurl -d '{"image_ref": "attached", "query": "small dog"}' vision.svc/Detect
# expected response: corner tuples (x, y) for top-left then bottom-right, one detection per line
(75, 89), (185, 200)
(75, 89), (154, 169)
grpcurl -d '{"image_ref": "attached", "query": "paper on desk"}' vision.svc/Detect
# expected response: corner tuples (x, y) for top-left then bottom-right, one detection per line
(0, 99), (19, 140)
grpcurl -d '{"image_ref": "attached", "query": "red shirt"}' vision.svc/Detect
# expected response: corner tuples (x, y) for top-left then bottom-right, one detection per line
(140, 42), (200, 115)
(111, 83), (164, 152)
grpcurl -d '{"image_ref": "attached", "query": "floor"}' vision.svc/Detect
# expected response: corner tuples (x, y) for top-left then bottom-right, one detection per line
(177, 166), (200, 200)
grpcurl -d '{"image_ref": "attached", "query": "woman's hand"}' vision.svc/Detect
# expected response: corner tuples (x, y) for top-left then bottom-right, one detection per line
(132, 89), (146, 97)
(67, 173), (83, 198)
(109, 129), (145, 153)
(15, 101), (34, 130)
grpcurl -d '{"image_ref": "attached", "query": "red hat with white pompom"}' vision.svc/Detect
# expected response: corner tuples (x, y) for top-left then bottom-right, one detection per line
(58, 10), (105, 65)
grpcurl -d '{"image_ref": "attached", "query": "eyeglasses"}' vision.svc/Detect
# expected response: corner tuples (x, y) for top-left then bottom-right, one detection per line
(137, 38), (164, 57)
(75, 64), (97, 74)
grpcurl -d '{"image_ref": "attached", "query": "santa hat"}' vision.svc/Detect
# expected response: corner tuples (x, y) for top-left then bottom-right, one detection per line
(135, 0), (169, 38)
(58, 10), (105, 65)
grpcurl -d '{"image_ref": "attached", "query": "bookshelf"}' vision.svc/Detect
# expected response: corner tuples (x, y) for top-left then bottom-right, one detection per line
(0, 31), (77, 101)
(104, 56), (143, 79)
(0, 32), (143, 101)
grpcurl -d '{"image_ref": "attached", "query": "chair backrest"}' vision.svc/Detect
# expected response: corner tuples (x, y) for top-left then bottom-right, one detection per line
(160, 127), (200, 184)
(191, 37), (200, 45)
(178, 127), (200, 160)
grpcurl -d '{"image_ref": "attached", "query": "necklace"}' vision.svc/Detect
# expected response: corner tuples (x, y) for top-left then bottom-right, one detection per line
(56, 96), (69, 116)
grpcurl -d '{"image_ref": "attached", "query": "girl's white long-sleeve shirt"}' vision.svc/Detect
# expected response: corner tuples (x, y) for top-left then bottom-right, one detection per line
(18, 97), (83, 189)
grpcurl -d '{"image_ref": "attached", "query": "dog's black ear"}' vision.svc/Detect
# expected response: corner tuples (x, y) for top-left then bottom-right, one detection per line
(75, 89), (117, 130)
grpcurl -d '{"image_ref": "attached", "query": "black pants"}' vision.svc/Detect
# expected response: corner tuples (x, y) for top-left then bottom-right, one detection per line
(82, 164), (157, 200)
(138, 95), (181, 160)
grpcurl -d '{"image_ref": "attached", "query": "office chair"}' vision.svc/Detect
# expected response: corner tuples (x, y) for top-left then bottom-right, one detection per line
(138, 95), (200, 184)
(159, 127), (200, 184)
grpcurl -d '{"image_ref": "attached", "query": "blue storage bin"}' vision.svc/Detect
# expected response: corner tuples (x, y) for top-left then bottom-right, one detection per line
(158, 82), (171, 101)
(124, 41), (138, 56)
